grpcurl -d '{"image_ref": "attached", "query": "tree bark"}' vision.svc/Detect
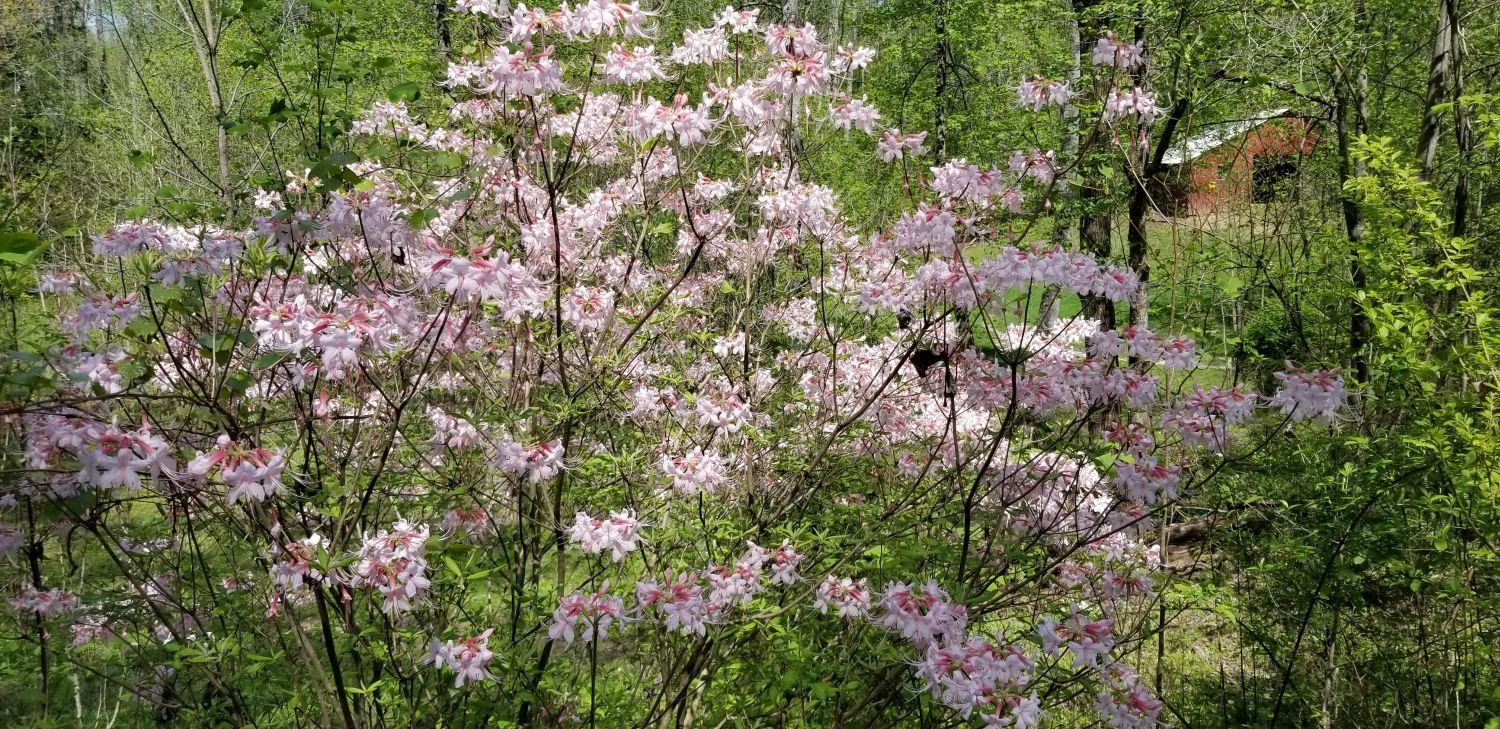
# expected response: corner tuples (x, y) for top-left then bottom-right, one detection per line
(172, 0), (234, 219)
(1125, 23), (1152, 331)
(1416, 0), (1456, 181)
(1448, 0), (1470, 239)
(435, 0), (452, 61)
(932, 0), (950, 165)
(1040, 0), (1084, 329)
(1076, 0), (1115, 330)
(1335, 6), (1372, 383)
(1126, 13), (1192, 332)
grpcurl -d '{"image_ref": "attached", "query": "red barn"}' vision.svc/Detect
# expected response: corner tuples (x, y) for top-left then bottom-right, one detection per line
(1153, 110), (1319, 218)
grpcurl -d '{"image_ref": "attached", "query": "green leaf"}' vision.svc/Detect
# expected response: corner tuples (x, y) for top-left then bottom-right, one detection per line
(1218, 274), (1245, 297)
(268, 98), (294, 122)
(149, 285), (184, 303)
(198, 333), (231, 351)
(0, 231), (42, 254)
(407, 208), (440, 229)
(128, 150), (156, 169)
(126, 317), (160, 338)
(388, 81), (422, 102)
(224, 372), (252, 396)
(119, 361), (149, 384)
(197, 333), (240, 364)
(0, 231), (46, 265)
(254, 351), (294, 369)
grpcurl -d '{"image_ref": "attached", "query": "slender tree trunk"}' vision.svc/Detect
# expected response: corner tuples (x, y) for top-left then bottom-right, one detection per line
(173, 0), (233, 219)
(1335, 20), (1371, 383)
(1125, 186), (1151, 327)
(435, 0), (452, 61)
(1416, 0), (1456, 181)
(934, 0), (970, 355)
(1076, 0), (1115, 329)
(1448, 0), (1470, 238)
(1079, 207), (1114, 326)
(933, 0), (950, 165)
(1040, 0), (1084, 329)
(25, 503), (48, 715)
(1125, 23), (1152, 330)
(1125, 14), (1191, 333)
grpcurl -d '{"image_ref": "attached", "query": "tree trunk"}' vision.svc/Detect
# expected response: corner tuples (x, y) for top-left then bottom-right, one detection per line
(1448, 0), (1470, 239)
(933, 0), (950, 165)
(1126, 13), (1191, 333)
(1040, 0), (1084, 329)
(1416, 0), (1456, 181)
(173, 0), (234, 219)
(1125, 24), (1152, 331)
(1076, 0), (1115, 330)
(435, 0), (452, 61)
(1335, 15), (1371, 383)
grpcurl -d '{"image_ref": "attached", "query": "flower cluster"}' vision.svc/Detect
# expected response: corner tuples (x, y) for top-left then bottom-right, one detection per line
(659, 447), (730, 495)
(558, 541), (803, 641)
(351, 521), (432, 614)
(495, 438), (566, 483)
(1096, 665), (1165, 729)
(1269, 364), (1348, 424)
(567, 510), (642, 561)
(1041, 612), (1118, 669)
(1105, 87), (1163, 124)
(269, 533), (326, 592)
(8, 587), (80, 618)
(877, 130), (930, 163)
(549, 587), (627, 644)
(1092, 32), (1146, 68)
(187, 435), (288, 505)
(813, 575), (872, 618)
(441, 507), (495, 542)
(1017, 76), (1073, 111)
(424, 629), (497, 687)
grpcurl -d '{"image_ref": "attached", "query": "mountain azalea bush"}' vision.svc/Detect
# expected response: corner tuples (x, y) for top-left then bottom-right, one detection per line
(0, 4), (1347, 727)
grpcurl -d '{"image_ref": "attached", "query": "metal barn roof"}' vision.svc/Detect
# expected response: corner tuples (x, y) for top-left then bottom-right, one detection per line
(1160, 109), (1291, 165)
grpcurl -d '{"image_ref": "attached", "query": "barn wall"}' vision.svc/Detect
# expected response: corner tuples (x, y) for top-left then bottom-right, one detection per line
(1180, 118), (1318, 218)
